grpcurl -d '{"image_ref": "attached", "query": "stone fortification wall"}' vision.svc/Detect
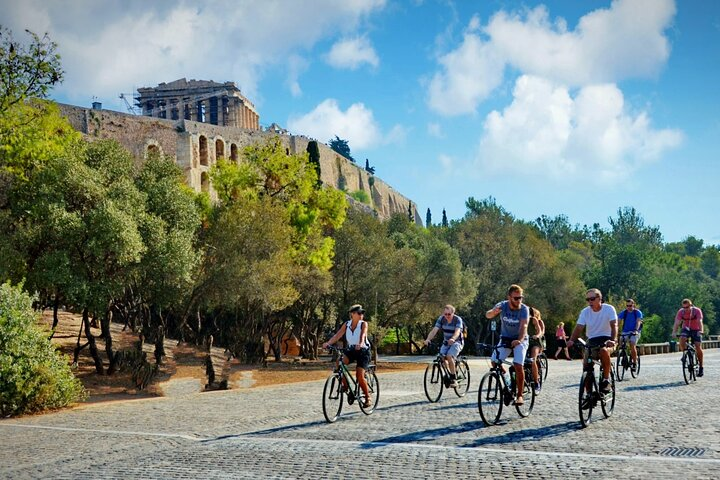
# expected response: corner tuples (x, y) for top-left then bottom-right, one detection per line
(57, 104), (420, 223)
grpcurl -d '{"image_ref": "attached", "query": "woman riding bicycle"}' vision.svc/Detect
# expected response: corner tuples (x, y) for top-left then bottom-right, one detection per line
(323, 304), (372, 408)
(527, 307), (545, 394)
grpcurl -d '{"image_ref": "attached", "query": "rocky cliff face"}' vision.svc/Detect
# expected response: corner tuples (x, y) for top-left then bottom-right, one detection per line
(57, 103), (421, 223)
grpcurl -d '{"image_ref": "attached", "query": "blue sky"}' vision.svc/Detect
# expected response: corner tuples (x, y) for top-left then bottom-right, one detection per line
(3, 0), (719, 245)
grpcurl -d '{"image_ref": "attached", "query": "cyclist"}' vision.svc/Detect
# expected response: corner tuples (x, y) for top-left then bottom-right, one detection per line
(567, 288), (617, 395)
(323, 304), (372, 408)
(671, 299), (705, 377)
(527, 306), (545, 394)
(485, 284), (529, 406)
(618, 298), (643, 372)
(424, 304), (464, 388)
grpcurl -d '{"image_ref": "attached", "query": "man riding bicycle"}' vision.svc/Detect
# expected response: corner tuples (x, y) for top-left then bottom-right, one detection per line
(568, 288), (617, 395)
(485, 284), (529, 406)
(671, 298), (705, 377)
(424, 304), (464, 388)
(618, 298), (643, 372)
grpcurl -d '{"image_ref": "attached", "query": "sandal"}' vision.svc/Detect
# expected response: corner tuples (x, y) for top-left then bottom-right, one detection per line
(514, 396), (524, 406)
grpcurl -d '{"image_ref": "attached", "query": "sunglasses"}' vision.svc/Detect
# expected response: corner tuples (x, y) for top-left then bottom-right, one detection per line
(512, 296), (523, 301)
(626, 305), (634, 308)
(586, 296), (598, 302)
(444, 313), (453, 317)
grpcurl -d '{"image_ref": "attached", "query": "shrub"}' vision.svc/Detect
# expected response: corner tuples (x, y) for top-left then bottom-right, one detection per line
(0, 282), (86, 416)
(349, 190), (371, 205)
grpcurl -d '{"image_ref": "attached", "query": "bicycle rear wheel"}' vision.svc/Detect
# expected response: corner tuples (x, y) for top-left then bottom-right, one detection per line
(359, 369), (379, 415)
(689, 351), (698, 382)
(601, 367), (616, 418)
(423, 362), (444, 402)
(322, 374), (344, 423)
(538, 353), (549, 381)
(454, 360), (471, 397)
(515, 369), (535, 417)
(478, 371), (503, 426)
(630, 351), (640, 378)
(615, 351), (626, 382)
(578, 371), (594, 428)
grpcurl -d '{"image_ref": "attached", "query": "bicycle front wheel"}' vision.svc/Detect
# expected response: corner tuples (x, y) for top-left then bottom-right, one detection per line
(454, 360), (471, 397)
(615, 351), (626, 382)
(578, 371), (594, 428)
(478, 371), (503, 426)
(322, 374), (344, 423)
(682, 351), (693, 384)
(601, 367), (616, 418)
(359, 369), (379, 415)
(423, 362), (444, 402)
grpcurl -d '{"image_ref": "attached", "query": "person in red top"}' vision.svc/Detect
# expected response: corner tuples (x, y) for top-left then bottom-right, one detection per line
(671, 298), (705, 377)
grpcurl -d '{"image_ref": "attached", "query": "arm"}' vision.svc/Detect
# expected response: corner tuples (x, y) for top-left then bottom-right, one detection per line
(486, 304), (501, 319)
(607, 320), (618, 347)
(357, 321), (369, 350)
(567, 324), (584, 348)
(671, 313), (681, 336)
(513, 318), (528, 347)
(424, 326), (439, 346)
(323, 323), (347, 349)
(448, 327), (462, 345)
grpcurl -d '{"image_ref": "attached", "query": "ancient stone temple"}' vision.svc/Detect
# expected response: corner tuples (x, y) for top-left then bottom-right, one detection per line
(135, 78), (260, 130)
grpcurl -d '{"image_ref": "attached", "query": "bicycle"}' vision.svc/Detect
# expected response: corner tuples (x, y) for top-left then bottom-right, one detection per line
(322, 345), (380, 423)
(615, 331), (641, 382)
(423, 347), (470, 402)
(678, 335), (699, 384)
(476, 342), (535, 426)
(576, 338), (615, 428)
(537, 351), (549, 381)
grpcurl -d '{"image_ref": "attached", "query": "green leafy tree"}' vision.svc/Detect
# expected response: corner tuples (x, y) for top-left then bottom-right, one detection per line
(329, 135), (354, 162)
(0, 282), (85, 416)
(426, 208), (432, 228)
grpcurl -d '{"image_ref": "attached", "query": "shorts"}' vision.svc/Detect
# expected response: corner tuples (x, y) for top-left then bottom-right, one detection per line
(491, 337), (529, 365)
(584, 336), (614, 361)
(620, 331), (640, 344)
(440, 341), (463, 358)
(556, 338), (567, 348)
(680, 328), (702, 343)
(529, 336), (545, 352)
(344, 346), (371, 369)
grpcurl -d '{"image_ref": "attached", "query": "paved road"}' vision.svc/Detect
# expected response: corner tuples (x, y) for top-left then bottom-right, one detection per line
(2, 350), (719, 479)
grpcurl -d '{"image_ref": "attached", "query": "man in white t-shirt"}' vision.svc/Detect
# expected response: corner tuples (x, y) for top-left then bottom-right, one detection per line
(567, 288), (618, 395)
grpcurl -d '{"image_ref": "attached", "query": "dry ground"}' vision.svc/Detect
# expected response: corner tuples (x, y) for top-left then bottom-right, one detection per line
(44, 311), (425, 405)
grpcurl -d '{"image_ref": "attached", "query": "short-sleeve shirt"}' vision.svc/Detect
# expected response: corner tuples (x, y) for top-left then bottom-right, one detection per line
(495, 301), (529, 339)
(434, 314), (464, 344)
(675, 307), (703, 331)
(577, 303), (618, 340)
(618, 309), (643, 333)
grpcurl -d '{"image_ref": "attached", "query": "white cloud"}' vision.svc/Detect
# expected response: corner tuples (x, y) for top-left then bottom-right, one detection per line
(287, 99), (382, 150)
(439, 154), (453, 171)
(476, 75), (683, 181)
(427, 122), (444, 138)
(325, 36), (379, 70)
(427, 0), (676, 116)
(0, 0), (387, 107)
(384, 124), (408, 144)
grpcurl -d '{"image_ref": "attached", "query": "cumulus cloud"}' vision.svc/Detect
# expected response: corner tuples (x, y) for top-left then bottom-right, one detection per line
(427, 0), (676, 116)
(325, 36), (379, 70)
(0, 0), (386, 108)
(287, 99), (382, 150)
(476, 75), (683, 181)
(427, 122), (444, 138)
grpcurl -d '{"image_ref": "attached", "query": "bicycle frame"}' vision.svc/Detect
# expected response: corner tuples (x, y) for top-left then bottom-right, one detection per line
(576, 338), (615, 427)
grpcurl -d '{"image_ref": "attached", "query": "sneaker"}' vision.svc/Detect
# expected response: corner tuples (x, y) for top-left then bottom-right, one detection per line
(534, 382), (542, 395)
(600, 379), (612, 395)
(698, 367), (704, 377)
(503, 387), (514, 406)
(630, 364), (636, 372)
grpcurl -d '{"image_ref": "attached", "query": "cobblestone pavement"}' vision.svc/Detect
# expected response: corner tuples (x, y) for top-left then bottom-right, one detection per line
(2, 350), (719, 479)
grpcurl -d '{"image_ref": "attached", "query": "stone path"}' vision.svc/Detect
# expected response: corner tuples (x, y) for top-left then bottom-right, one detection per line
(2, 350), (719, 479)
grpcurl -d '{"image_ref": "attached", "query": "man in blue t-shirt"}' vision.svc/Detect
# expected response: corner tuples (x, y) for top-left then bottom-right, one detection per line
(424, 304), (464, 387)
(485, 284), (529, 406)
(618, 298), (643, 371)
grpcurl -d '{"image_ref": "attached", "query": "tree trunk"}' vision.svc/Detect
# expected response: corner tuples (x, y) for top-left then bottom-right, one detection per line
(394, 326), (401, 355)
(102, 308), (116, 374)
(83, 307), (104, 374)
(49, 297), (60, 339)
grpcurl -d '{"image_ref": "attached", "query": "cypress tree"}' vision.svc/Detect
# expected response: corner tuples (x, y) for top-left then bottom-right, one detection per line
(442, 208), (448, 227)
(426, 208), (432, 227)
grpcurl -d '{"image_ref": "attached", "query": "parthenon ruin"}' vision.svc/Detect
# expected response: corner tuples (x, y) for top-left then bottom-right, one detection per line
(136, 78), (260, 130)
